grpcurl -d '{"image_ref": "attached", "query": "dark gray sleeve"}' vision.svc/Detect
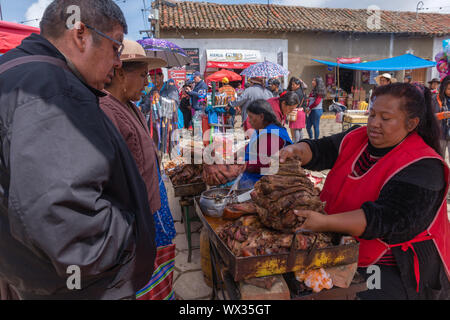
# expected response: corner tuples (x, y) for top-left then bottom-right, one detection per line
(301, 125), (360, 171)
(360, 159), (445, 243)
(7, 95), (136, 278)
(229, 88), (249, 107)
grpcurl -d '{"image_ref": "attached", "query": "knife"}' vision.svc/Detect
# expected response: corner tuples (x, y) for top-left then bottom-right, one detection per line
(236, 188), (254, 203)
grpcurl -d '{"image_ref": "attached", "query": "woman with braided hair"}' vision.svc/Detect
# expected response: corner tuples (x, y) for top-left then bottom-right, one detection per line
(236, 99), (294, 189)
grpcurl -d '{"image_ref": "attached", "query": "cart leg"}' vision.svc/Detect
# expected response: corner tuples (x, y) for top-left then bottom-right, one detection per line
(209, 243), (218, 300)
(180, 203), (184, 224)
(184, 205), (192, 263)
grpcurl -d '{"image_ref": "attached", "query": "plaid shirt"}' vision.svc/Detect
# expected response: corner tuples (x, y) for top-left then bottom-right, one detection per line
(219, 85), (236, 101)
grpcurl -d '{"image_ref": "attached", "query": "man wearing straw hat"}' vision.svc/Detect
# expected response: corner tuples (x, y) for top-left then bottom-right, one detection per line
(375, 73), (397, 86)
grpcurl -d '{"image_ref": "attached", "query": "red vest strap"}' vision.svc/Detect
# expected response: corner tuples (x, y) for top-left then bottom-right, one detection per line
(389, 233), (434, 292)
(321, 127), (450, 286)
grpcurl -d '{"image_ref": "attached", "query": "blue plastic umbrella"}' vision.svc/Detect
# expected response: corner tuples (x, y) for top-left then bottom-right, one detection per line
(240, 60), (289, 78)
(137, 38), (192, 68)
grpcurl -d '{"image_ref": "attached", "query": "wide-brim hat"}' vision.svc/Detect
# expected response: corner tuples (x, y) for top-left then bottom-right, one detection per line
(248, 77), (265, 85)
(375, 73), (397, 85)
(428, 78), (440, 84)
(120, 39), (167, 70)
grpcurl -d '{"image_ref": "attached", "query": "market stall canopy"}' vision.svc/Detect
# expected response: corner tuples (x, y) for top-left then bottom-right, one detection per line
(206, 69), (242, 82)
(0, 21), (40, 54)
(312, 54), (436, 71)
(206, 49), (262, 69)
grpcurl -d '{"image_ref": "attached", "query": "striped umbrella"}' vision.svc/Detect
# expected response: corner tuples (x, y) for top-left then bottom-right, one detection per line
(137, 38), (192, 68)
(240, 60), (289, 78)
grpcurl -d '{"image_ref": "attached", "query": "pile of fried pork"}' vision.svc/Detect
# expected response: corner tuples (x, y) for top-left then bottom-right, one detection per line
(216, 159), (332, 257)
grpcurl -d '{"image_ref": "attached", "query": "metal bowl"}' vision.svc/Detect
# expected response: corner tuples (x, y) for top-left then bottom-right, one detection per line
(199, 188), (249, 218)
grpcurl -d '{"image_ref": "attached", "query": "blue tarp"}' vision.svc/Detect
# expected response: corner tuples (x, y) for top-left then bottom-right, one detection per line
(312, 54), (436, 71)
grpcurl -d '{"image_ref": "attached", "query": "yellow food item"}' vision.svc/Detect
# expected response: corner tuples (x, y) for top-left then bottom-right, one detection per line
(358, 101), (369, 110)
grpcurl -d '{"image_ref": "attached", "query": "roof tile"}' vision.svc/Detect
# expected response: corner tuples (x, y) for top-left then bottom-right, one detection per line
(158, 1), (450, 36)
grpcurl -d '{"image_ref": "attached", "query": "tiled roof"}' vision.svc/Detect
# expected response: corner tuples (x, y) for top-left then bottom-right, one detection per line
(158, 1), (450, 36)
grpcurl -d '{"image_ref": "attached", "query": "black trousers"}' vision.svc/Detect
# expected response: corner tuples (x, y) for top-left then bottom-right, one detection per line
(356, 265), (409, 300)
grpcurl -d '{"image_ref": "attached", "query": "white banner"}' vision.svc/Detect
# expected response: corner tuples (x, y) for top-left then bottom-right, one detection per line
(206, 49), (262, 63)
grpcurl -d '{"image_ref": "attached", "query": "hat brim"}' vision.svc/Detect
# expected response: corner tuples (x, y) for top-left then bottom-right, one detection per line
(375, 75), (397, 85)
(248, 77), (265, 85)
(120, 56), (167, 70)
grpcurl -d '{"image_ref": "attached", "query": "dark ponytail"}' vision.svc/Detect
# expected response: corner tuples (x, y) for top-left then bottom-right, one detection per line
(372, 83), (442, 156)
(247, 99), (283, 128)
(278, 91), (300, 106)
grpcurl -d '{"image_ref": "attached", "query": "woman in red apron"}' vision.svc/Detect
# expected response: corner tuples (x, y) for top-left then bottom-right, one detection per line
(280, 82), (450, 299)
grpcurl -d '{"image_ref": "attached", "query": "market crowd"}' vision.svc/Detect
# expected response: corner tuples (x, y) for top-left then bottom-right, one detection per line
(0, 0), (449, 300)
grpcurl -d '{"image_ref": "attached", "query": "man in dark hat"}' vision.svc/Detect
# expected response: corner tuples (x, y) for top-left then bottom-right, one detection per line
(428, 78), (441, 95)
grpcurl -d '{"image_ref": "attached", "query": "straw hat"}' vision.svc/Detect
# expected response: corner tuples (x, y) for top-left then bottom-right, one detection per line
(120, 39), (167, 70)
(375, 73), (397, 85)
(248, 77), (265, 85)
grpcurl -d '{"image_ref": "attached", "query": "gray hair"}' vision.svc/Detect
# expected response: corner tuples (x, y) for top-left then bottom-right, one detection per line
(40, 0), (128, 40)
(312, 76), (326, 98)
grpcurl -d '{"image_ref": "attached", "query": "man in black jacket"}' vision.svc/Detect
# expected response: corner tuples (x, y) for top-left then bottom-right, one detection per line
(0, 0), (156, 299)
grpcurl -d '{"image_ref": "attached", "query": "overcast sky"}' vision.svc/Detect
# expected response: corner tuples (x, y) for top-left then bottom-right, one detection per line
(1, 0), (449, 40)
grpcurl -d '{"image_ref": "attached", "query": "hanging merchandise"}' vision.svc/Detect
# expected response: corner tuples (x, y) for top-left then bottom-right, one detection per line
(160, 97), (176, 119)
(435, 41), (450, 79)
(149, 89), (181, 156)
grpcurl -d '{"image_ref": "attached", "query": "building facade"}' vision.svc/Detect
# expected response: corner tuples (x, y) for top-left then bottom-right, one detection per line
(157, 1), (450, 98)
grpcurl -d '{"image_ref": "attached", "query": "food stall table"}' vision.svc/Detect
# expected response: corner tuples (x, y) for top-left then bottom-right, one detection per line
(171, 181), (206, 262)
(342, 111), (369, 132)
(194, 198), (367, 300)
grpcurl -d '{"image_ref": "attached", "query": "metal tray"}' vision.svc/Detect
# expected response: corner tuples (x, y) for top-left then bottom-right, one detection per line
(195, 198), (359, 282)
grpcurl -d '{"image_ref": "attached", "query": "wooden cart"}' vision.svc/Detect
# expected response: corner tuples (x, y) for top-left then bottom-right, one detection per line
(194, 198), (367, 300)
(342, 111), (369, 132)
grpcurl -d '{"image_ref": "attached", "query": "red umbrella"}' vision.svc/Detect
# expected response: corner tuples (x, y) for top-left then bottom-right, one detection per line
(0, 21), (40, 54)
(206, 69), (242, 82)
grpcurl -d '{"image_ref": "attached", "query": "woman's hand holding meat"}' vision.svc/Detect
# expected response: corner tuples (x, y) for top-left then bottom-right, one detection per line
(279, 142), (313, 166)
(294, 210), (329, 233)
(294, 209), (367, 237)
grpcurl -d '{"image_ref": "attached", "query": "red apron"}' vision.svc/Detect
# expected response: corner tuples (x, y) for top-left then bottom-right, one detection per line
(320, 126), (450, 292)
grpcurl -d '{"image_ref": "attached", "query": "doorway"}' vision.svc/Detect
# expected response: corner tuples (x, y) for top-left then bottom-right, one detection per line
(339, 68), (354, 94)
